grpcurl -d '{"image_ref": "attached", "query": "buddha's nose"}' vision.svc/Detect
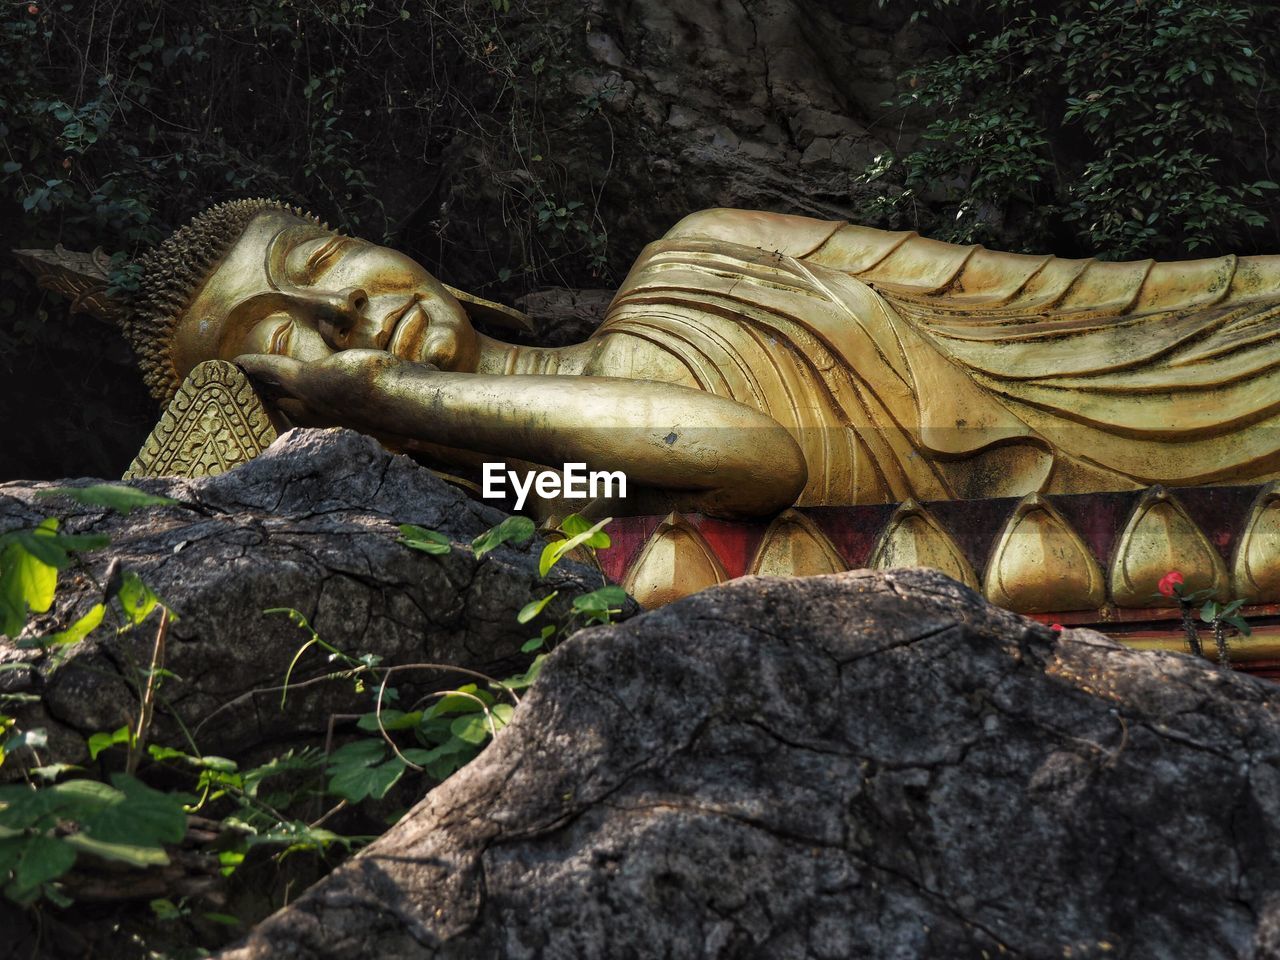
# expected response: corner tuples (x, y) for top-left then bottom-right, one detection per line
(302, 286), (370, 349)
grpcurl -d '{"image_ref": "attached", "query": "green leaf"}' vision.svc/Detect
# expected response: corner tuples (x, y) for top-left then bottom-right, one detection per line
(42, 603), (105, 648)
(329, 756), (404, 802)
(1226, 616), (1253, 637)
(0, 836), (26, 876)
(537, 541), (562, 579)
(450, 714), (491, 745)
(146, 745), (190, 762)
(43, 778), (121, 814)
(356, 709), (423, 732)
(218, 849), (245, 876)
(328, 739), (386, 769)
(117, 572), (159, 626)
(79, 774), (187, 847)
(560, 513), (611, 549)
(491, 703), (515, 730)
(425, 684), (493, 717)
(65, 832), (169, 867)
(572, 585), (627, 615)
(36, 484), (177, 514)
(516, 591), (558, 624)
(539, 517), (611, 576)
(87, 725), (134, 761)
(1220, 599), (1247, 618)
(397, 524), (451, 555)
(0, 541), (57, 638)
(8, 523), (71, 569)
(194, 756), (238, 773)
(411, 738), (471, 764)
(521, 624), (556, 654)
(410, 737), (479, 781)
(150, 898), (185, 920)
(505, 654), (546, 691)
(471, 515), (536, 559)
(8, 836), (76, 901)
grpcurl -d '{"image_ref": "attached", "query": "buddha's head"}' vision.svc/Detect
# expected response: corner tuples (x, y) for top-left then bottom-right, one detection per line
(127, 199), (487, 403)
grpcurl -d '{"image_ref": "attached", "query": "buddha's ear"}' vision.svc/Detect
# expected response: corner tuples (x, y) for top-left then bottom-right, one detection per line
(12, 245), (126, 324)
(443, 283), (536, 334)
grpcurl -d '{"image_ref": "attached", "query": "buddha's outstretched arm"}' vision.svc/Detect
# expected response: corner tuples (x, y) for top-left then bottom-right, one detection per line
(238, 350), (808, 517)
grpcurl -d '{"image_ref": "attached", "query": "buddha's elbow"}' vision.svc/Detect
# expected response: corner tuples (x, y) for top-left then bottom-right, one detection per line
(762, 427), (809, 510)
(715, 425), (808, 517)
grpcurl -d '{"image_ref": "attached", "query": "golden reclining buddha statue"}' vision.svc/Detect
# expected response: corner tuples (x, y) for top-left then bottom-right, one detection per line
(18, 198), (1280, 522)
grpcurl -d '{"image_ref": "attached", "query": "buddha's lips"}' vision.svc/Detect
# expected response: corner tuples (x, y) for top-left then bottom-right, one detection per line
(379, 296), (420, 346)
(388, 301), (428, 359)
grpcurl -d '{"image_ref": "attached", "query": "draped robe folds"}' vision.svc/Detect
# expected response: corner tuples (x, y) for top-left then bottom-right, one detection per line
(597, 209), (1280, 507)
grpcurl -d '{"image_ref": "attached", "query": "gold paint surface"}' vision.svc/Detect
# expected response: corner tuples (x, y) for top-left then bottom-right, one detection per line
(12, 245), (121, 323)
(1232, 482), (1280, 602)
(124, 360), (278, 479)
(1109, 486), (1229, 607)
(748, 509), (846, 577)
(984, 494), (1105, 613)
(27, 205), (1280, 521)
(867, 499), (978, 590)
(621, 514), (728, 609)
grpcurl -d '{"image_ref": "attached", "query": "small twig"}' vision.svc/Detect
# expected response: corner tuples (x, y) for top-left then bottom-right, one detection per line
(126, 608), (169, 775)
(373, 661), (522, 706)
(309, 799), (348, 829)
(193, 670), (359, 736)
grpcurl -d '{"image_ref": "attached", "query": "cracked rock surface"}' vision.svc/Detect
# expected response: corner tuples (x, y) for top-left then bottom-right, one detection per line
(216, 567), (1280, 959)
(0, 428), (606, 761)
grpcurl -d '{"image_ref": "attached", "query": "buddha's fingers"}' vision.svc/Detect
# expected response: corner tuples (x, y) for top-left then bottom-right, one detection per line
(235, 354), (306, 402)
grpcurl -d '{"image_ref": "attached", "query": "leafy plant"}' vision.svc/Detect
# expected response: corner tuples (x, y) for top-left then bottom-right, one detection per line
(0, 489), (203, 908)
(0, 500), (625, 922)
(0, 518), (109, 639)
(270, 511), (625, 808)
(0, 774), (187, 904)
(864, 0), (1280, 259)
(1154, 568), (1252, 666)
(35, 484), (178, 515)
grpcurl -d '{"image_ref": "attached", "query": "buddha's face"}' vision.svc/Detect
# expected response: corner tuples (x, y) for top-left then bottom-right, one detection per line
(172, 210), (479, 380)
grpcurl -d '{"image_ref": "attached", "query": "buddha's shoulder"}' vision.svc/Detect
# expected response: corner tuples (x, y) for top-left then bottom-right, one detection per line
(577, 328), (700, 387)
(661, 208), (843, 258)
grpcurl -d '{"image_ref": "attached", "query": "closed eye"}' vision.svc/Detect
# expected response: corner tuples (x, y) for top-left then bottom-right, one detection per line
(268, 318), (294, 355)
(304, 237), (353, 280)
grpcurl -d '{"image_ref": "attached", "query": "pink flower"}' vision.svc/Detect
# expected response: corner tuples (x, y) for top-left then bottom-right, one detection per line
(1050, 623), (1064, 632)
(1157, 570), (1185, 598)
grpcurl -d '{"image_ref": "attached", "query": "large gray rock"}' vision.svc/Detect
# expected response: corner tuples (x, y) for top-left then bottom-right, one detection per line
(218, 567), (1280, 959)
(0, 428), (607, 761)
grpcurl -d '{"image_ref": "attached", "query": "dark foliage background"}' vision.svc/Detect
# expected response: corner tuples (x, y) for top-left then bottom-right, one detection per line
(2, 0), (1278, 480)
(0, 0), (609, 479)
(863, 0), (1280, 258)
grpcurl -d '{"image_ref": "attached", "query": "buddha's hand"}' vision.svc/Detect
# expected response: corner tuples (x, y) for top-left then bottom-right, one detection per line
(237, 350), (434, 426)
